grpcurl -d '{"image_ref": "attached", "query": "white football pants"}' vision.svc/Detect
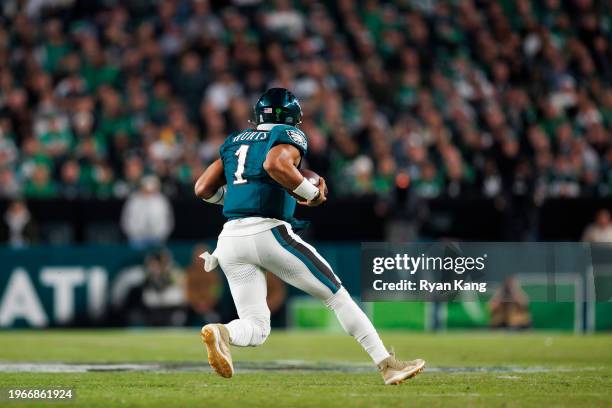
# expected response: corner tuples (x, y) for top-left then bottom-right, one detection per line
(214, 221), (390, 364)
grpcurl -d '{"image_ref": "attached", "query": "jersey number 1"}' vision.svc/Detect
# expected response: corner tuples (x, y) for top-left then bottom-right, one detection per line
(233, 144), (250, 184)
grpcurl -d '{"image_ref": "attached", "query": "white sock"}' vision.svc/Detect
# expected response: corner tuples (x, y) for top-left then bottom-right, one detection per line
(225, 314), (270, 347)
(226, 319), (254, 347)
(358, 331), (392, 365)
(325, 287), (390, 365)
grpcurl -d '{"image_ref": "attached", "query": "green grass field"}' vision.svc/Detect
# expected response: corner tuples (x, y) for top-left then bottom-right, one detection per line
(0, 330), (610, 407)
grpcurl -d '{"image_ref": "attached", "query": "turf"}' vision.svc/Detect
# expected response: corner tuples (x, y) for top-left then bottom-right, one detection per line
(0, 330), (610, 407)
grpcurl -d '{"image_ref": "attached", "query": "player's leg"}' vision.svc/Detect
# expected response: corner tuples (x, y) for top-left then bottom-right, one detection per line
(214, 235), (271, 347)
(257, 225), (425, 384)
(258, 225), (390, 361)
(201, 235), (271, 378)
(256, 225), (425, 381)
(222, 262), (271, 347)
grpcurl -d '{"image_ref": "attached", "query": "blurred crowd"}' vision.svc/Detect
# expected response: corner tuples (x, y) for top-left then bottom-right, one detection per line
(118, 244), (287, 327)
(0, 0), (611, 203)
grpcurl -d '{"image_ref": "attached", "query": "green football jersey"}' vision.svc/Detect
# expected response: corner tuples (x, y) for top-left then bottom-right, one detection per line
(220, 124), (308, 222)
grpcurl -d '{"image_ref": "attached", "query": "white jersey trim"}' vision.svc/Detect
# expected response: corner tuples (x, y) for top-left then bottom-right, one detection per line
(256, 123), (282, 131)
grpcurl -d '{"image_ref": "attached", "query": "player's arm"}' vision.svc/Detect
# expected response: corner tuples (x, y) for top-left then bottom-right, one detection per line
(263, 144), (326, 207)
(194, 158), (227, 205)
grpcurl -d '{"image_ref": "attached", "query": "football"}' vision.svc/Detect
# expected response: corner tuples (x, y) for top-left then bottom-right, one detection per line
(300, 168), (328, 196)
(300, 168), (321, 186)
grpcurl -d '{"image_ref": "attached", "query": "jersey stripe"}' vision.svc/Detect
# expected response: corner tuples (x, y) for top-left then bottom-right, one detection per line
(271, 225), (341, 293)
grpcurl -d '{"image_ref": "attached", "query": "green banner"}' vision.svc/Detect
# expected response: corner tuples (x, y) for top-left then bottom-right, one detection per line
(0, 245), (609, 331)
(0, 244), (360, 328)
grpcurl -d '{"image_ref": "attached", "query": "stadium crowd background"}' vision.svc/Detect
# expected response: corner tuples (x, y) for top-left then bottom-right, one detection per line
(0, 0), (611, 330)
(0, 0), (610, 204)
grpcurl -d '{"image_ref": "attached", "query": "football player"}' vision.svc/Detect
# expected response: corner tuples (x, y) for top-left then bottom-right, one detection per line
(194, 88), (425, 385)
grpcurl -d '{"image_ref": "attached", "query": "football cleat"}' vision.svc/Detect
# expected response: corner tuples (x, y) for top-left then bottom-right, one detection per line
(201, 324), (234, 378)
(377, 351), (425, 385)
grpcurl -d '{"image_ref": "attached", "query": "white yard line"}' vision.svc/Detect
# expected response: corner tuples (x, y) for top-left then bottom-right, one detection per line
(0, 361), (605, 374)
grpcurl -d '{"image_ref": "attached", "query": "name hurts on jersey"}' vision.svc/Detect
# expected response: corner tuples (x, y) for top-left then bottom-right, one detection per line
(232, 131), (270, 142)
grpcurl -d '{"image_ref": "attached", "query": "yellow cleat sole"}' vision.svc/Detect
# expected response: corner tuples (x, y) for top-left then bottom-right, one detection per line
(201, 326), (233, 379)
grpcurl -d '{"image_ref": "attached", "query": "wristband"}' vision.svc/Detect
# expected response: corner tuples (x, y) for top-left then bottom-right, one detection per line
(292, 178), (320, 201)
(203, 186), (226, 205)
